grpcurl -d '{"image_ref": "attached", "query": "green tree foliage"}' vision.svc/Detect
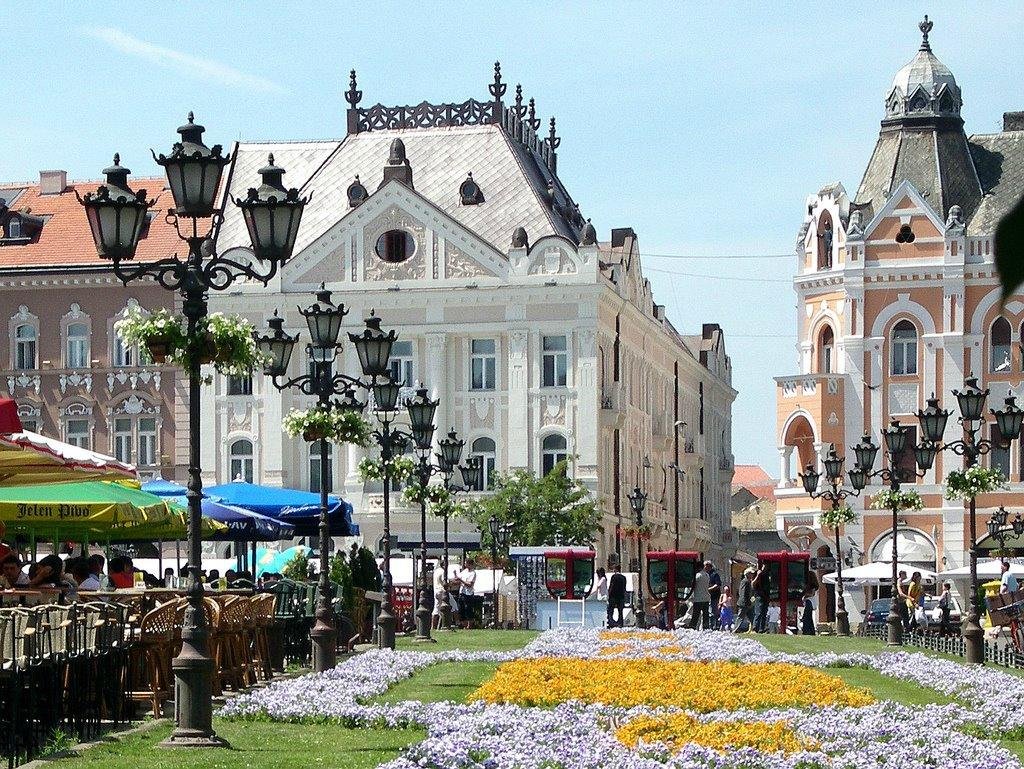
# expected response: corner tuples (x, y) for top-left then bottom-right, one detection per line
(463, 461), (600, 550)
(348, 542), (383, 593)
(282, 549), (309, 581)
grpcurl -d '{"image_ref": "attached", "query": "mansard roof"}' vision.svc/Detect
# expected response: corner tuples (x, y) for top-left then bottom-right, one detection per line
(218, 64), (585, 257)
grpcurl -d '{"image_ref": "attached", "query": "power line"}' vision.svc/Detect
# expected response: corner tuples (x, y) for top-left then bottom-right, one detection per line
(645, 266), (793, 284)
(642, 252), (793, 260)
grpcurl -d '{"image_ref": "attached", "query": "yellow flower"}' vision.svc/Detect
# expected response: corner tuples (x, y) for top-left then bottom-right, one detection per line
(471, 658), (873, 711)
(616, 713), (817, 755)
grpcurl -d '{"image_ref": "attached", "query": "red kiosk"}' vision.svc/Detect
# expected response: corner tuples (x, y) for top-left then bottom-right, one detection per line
(544, 548), (596, 599)
(646, 551), (702, 625)
(757, 551), (812, 633)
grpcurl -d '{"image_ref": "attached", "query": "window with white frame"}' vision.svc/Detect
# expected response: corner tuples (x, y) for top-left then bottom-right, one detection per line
(470, 437), (496, 490)
(308, 440), (333, 493)
(14, 324), (36, 370)
(113, 334), (134, 367)
(65, 418), (90, 449)
(229, 439), (255, 483)
(389, 340), (415, 386)
(541, 433), (568, 476)
(470, 339), (496, 390)
(991, 318), (1012, 373)
(66, 322), (90, 369)
(541, 335), (567, 387)
(890, 320), (918, 376)
(113, 417), (133, 463)
(227, 375), (252, 396)
(138, 417), (157, 466)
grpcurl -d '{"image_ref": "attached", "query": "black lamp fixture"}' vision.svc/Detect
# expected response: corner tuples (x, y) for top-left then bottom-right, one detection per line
(460, 455), (483, 491)
(154, 112), (229, 217)
(349, 313), (397, 379)
(235, 154), (307, 264)
(627, 485), (647, 520)
(917, 396), (951, 444)
(800, 463), (820, 495)
(255, 311), (299, 378)
(993, 395), (1024, 445)
(953, 377), (988, 422)
(823, 444), (844, 482)
(853, 433), (879, 473)
(300, 285), (347, 353)
(406, 386), (439, 450)
(882, 419), (909, 455)
(438, 429), (465, 473)
(79, 155), (152, 261)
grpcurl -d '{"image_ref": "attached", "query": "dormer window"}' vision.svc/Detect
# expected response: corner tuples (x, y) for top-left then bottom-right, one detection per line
(459, 173), (484, 205)
(7, 217), (21, 239)
(0, 206), (43, 245)
(347, 176), (368, 208)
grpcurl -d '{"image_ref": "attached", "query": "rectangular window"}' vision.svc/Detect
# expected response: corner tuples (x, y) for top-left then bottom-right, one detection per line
(138, 417), (157, 466)
(15, 339), (35, 370)
(991, 424), (1011, 479)
(66, 419), (90, 449)
(389, 340), (415, 387)
(891, 338), (918, 375)
(113, 336), (133, 367)
(66, 328), (89, 369)
(21, 418), (38, 433)
(541, 335), (567, 387)
(470, 339), (496, 390)
(113, 417), (133, 463)
(227, 375), (252, 396)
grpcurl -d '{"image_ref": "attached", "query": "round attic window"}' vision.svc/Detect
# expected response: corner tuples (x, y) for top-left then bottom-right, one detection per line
(375, 229), (416, 263)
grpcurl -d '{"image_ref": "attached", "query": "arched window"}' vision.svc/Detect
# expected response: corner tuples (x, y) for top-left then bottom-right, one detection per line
(818, 325), (835, 374)
(14, 324), (36, 370)
(991, 318), (1012, 373)
(66, 322), (89, 369)
(816, 210), (834, 270)
(229, 439), (254, 484)
(890, 320), (918, 375)
(541, 434), (568, 476)
(308, 441), (332, 493)
(470, 437), (496, 490)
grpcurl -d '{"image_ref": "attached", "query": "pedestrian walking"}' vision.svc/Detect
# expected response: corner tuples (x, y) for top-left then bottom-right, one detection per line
(607, 562), (627, 628)
(752, 564), (770, 633)
(800, 590), (816, 635)
(718, 585), (734, 631)
(708, 563), (722, 629)
(937, 581), (953, 637)
(735, 568), (755, 632)
(904, 571), (923, 634)
(594, 567), (608, 601)
(1001, 561), (1019, 595)
(689, 561), (712, 630)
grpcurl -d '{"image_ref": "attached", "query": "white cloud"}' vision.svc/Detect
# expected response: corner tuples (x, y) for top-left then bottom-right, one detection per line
(82, 26), (284, 94)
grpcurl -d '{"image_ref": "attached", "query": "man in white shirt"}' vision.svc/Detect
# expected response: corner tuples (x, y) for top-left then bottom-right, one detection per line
(689, 562), (712, 630)
(458, 558), (478, 628)
(432, 563), (447, 630)
(1001, 561), (1019, 595)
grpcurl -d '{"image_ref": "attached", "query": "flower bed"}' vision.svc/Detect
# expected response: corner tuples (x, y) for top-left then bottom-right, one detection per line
(222, 628), (1024, 769)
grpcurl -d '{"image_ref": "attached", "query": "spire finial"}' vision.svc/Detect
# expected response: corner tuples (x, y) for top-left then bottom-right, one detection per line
(489, 61), (506, 101)
(187, 111), (195, 123)
(527, 98), (540, 131)
(514, 84), (525, 117)
(113, 153), (120, 166)
(546, 117), (561, 150)
(919, 15), (933, 51)
(267, 153), (275, 166)
(346, 69), (362, 107)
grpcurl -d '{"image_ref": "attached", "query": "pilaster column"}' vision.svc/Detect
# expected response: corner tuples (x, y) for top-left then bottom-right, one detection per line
(778, 446), (794, 488)
(507, 329), (530, 469)
(425, 333), (447, 457)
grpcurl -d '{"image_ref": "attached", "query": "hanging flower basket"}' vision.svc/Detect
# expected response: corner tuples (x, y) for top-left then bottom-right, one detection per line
(116, 308), (187, 366)
(944, 466), (1008, 501)
(358, 455), (417, 484)
(820, 505), (858, 528)
(869, 489), (924, 512)
(144, 334), (174, 363)
(283, 408), (371, 445)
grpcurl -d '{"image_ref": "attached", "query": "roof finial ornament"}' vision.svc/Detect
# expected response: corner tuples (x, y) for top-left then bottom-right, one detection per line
(345, 69), (362, 107)
(527, 98), (540, 131)
(580, 218), (597, 246)
(919, 15), (933, 51)
(511, 226), (529, 249)
(513, 84), (526, 119)
(546, 117), (561, 150)
(489, 61), (506, 101)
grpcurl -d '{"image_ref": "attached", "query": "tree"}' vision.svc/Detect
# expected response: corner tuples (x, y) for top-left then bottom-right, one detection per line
(463, 461), (600, 550)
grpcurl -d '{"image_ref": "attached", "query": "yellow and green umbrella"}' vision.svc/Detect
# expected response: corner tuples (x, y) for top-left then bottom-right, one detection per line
(109, 508), (229, 542)
(0, 481), (175, 540)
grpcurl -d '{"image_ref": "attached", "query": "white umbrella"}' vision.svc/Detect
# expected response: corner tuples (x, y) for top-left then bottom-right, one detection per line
(0, 429), (136, 486)
(938, 559), (1024, 579)
(822, 560), (937, 586)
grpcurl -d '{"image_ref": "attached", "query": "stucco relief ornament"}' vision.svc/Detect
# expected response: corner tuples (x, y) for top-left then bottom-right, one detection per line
(542, 395), (566, 426)
(444, 244), (487, 279)
(470, 396), (494, 425)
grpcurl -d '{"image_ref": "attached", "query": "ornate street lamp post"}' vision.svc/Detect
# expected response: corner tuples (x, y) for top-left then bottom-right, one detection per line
(405, 387), (439, 642)
(434, 432), (480, 630)
(915, 379), (1024, 663)
(798, 445), (867, 636)
(844, 422), (935, 647)
(986, 506), (1024, 553)
(256, 286), (372, 672)
(78, 119), (308, 746)
(627, 486), (647, 629)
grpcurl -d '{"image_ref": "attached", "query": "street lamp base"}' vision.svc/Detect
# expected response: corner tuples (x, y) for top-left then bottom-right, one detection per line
(310, 622), (338, 673)
(886, 610), (903, 646)
(377, 603), (397, 650)
(835, 607), (850, 637)
(414, 603), (435, 642)
(635, 602), (647, 629)
(962, 613), (985, 665)
(163, 637), (227, 749)
(160, 733), (230, 749)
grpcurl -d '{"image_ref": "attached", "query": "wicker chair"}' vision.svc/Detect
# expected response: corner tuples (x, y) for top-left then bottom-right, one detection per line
(127, 600), (177, 717)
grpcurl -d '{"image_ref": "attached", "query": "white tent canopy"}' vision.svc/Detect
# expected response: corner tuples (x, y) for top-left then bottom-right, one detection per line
(870, 529), (936, 565)
(822, 560), (937, 586)
(938, 559), (1024, 579)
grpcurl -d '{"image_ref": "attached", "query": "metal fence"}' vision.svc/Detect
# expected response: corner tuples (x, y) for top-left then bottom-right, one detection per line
(859, 625), (1024, 669)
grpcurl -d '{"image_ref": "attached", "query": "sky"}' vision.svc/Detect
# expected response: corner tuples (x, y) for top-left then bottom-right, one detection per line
(3, 2), (1023, 472)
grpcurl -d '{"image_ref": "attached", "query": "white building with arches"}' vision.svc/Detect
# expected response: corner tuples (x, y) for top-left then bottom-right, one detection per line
(773, 17), (1024, 620)
(200, 65), (736, 565)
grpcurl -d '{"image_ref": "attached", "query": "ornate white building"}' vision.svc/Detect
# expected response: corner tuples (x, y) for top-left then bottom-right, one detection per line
(201, 65), (736, 566)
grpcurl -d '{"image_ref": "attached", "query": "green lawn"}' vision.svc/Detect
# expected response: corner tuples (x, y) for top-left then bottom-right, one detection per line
(754, 633), (892, 655)
(825, 665), (952, 705)
(375, 660), (499, 704)
(395, 629), (538, 653)
(49, 721), (424, 768)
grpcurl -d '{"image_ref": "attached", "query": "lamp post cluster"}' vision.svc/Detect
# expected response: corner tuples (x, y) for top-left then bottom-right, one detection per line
(410, 427), (482, 641)
(78, 117), (308, 747)
(487, 515), (512, 628)
(627, 485), (648, 629)
(986, 506), (1024, 553)
(799, 376), (1024, 662)
(799, 445), (860, 636)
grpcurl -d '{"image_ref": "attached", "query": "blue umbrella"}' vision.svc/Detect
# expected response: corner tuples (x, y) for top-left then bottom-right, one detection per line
(141, 478), (190, 497)
(167, 496), (294, 542)
(205, 481), (359, 537)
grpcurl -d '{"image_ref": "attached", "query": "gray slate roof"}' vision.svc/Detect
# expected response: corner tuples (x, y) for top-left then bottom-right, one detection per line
(969, 129), (1024, 233)
(219, 124), (579, 256)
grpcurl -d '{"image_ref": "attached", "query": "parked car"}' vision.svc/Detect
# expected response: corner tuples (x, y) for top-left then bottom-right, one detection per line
(861, 598), (891, 631)
(920, 594), (961, 629)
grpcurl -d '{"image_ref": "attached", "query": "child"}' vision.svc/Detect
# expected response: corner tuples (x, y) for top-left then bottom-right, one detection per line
(718, 585), (735, 631)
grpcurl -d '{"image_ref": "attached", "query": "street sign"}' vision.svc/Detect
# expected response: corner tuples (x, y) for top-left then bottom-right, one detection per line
(810, 556), (837, 571)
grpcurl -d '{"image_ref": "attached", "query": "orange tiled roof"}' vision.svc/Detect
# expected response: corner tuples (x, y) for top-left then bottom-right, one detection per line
(731, 464), (773, 490)
(0, 178), (181, 269)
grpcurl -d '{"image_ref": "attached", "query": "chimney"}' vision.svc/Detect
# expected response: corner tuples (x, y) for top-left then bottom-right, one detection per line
(39, 170), (67, 195)
(1003, 112), (1024, 132)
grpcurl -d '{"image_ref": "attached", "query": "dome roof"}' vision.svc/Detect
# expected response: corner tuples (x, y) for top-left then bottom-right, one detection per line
(884, 16), (961, 120)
